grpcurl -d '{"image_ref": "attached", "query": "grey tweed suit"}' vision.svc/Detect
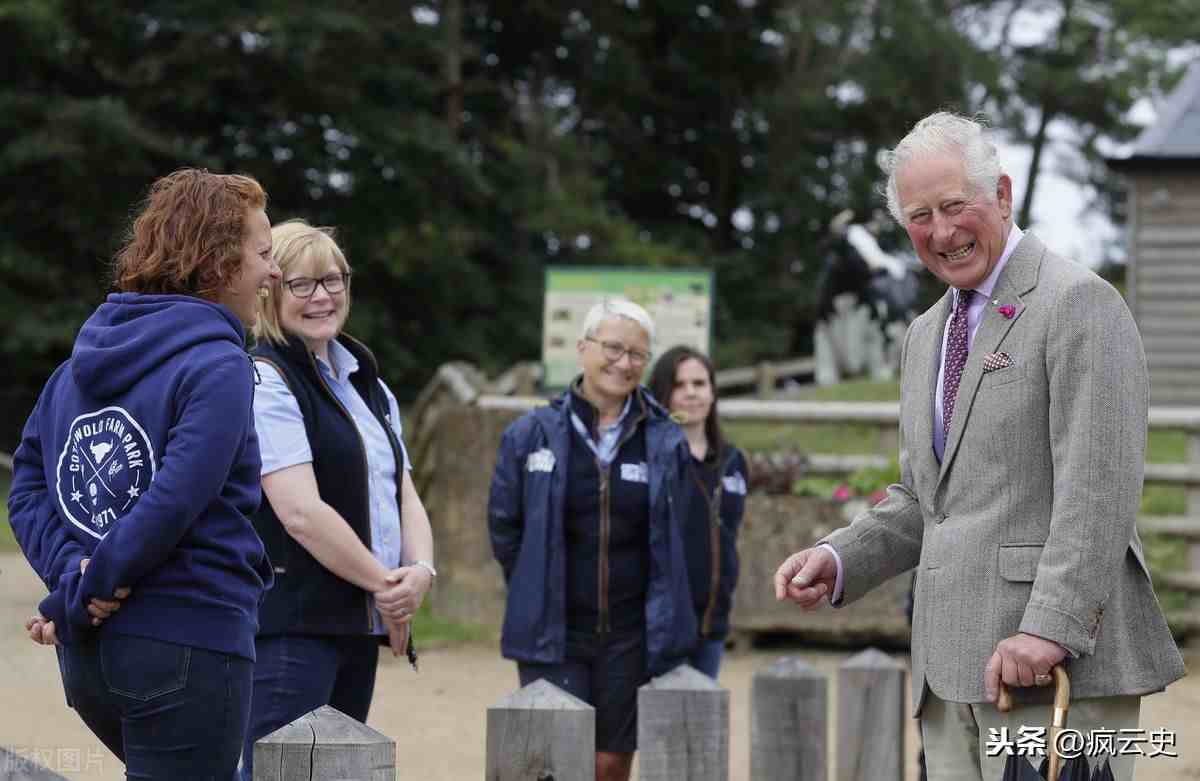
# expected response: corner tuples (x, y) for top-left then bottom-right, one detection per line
(824, 232), (1187, 716)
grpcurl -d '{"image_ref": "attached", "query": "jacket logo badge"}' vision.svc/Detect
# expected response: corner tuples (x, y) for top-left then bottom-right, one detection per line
(722, 472), (748, 496)
(527, 448), (555, 473)
(620, 462), (649, 484)
(56, 406), (157, 539)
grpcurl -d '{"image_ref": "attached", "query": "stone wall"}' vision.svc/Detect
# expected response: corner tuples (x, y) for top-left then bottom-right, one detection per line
(418, 404), (912, 647)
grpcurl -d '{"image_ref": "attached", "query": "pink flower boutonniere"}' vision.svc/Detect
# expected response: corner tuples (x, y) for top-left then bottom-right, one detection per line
(997, 304), (1017, 319)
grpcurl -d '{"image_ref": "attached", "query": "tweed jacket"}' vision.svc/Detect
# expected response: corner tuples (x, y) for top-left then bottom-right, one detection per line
(824, 232), (1186, 715)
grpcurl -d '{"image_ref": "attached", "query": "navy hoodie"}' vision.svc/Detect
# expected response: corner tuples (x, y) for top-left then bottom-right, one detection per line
(7, 293), (272, 659)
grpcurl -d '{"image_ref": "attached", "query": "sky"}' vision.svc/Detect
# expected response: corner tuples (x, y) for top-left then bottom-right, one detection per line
(988, 13), (1197, 268)
(994, 138), (1118, 268)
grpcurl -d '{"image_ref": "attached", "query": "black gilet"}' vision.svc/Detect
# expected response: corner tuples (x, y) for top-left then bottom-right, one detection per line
(251, 333), (404, 637)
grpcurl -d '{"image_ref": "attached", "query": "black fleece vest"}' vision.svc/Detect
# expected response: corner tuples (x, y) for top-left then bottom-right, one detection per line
(251, 334), (404, 636)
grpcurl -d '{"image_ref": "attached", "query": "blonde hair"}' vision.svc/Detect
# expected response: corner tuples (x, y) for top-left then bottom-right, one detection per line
(253, 219), (351, 346)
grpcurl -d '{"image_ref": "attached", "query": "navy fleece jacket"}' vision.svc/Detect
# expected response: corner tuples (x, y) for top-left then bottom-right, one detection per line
(8, 293), (272, 659)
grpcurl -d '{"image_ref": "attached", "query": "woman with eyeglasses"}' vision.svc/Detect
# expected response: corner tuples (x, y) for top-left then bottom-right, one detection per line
(647, 346), (747, 680)
(239, 219), (435, 781)
(488, 299), (697, 781)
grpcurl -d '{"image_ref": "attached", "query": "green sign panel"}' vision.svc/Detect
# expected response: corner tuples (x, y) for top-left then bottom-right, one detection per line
(542, 267), (714, 389)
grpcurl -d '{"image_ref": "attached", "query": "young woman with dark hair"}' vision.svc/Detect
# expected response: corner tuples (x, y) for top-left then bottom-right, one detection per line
(647, 345), (747, 678)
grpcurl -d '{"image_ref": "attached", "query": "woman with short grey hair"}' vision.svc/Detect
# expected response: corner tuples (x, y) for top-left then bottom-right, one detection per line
(488, 299), (697, 781)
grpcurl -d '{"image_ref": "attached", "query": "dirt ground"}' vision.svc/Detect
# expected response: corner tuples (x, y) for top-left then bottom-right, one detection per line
(2, 553), (1198, 780)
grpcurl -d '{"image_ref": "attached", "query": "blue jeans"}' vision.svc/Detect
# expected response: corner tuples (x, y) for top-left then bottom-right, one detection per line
(57, 631), (252, 781)
(689, 637), (726, 679)
(239, 634), (379, 781)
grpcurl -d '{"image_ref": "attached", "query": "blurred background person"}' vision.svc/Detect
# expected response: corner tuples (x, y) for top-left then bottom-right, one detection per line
(488, 299), (697, 781)
(9, 169), (279, 779)
(241, 219), (435, 781)
(648, 346), (747, 679)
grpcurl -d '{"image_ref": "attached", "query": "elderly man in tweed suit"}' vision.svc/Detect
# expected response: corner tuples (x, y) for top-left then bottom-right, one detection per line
(774, 112), (1186, 780)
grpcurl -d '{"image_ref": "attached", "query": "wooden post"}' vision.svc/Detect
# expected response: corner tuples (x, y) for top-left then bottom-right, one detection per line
(836, 649), (906, 781)
(757, 361), (777, 399)
(638, 664), (729, 781)
(878, 426), (899, 460)
(751, 656), (828, 781)
(486, 678), (595, 781)
(254, 705), (394, 781)
(1188, 432), (1200, 617)
(0, 747), (69, 780)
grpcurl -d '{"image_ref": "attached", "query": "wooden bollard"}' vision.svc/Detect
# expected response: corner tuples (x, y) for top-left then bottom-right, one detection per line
(254, 705), (394, 781)
(836, 648), (906, 781)
(486, 678), (595, 780)
(638, 664), (729, 781)
(750, 656), (828, 781)
(0, 747), (70, 780)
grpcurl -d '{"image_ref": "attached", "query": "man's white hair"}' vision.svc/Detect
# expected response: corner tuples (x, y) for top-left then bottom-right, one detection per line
(879, 112), (1004, 224)
(580, 298), (656, 344)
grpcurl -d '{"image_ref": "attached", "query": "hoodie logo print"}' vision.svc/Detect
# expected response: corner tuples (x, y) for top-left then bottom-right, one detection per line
(56, 406), (157, 539)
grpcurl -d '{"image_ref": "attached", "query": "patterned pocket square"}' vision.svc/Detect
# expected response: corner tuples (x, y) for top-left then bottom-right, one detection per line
(982, 352), (1014, 373)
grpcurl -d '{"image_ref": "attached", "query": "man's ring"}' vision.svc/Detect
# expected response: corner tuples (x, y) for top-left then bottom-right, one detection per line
(1035, 672), (1052, 685)
(399, 608), (408, 617)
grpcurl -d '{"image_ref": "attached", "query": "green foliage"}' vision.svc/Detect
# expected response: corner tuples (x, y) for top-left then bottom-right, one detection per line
(791, 459), (899, 499)
(1142, 533), (1192, 615)
(0, 1), (1191, 450)
(412, 601), (494, 648)
(729, 420), (885, 455)
(791, 477), (843, 499)
(846, 458), (901, 496)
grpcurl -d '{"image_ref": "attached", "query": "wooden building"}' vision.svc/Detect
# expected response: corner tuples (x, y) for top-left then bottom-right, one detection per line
(1108, 62), (1200, 406)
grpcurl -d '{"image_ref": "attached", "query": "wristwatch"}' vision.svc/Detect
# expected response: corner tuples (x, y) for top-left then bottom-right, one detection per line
(411, 560), (438, 579)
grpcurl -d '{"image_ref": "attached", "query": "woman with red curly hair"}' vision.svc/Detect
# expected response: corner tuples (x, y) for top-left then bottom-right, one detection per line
(8, 168), (281, 779)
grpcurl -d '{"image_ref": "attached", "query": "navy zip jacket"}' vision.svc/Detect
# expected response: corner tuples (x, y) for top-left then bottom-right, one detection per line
(683, 446), (747, 640)
(7, 293), (272, 659)
(488, 386), (698, 675)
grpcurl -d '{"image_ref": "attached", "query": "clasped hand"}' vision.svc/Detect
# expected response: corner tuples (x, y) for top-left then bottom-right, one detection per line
(26, 558), (132, 646)
(375, 565), (433, 658)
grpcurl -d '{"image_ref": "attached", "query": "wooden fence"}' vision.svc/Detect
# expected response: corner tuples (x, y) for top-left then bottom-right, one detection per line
(714, 356), (816, 397)
(471, 392), (1200, 637)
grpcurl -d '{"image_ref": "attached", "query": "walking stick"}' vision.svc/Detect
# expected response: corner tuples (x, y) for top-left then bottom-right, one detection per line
(998, 667), (1075, 781)
(998, 665), (1070, 780)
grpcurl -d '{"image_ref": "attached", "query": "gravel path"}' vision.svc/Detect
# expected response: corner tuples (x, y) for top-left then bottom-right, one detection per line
(2, 554), (1195, 779)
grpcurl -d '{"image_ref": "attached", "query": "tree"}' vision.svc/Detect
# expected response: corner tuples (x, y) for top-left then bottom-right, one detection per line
(979, 0), (1199, 245)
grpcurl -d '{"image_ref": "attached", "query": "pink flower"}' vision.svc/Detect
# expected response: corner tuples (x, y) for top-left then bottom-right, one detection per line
(831, 483), (851, 502)
(997, 304), (1016, 319)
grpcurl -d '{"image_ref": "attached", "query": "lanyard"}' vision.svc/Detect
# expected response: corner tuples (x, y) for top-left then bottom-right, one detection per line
(689, 456), (724, 528)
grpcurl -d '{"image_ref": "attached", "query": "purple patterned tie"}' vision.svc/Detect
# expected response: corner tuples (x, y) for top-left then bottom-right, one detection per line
(942, 289), (973, 437)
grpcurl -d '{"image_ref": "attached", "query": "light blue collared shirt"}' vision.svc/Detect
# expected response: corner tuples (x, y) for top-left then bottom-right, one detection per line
(253, 339), (412, 634)
(570, 392), (634, 467)
(933, 224), (1024, 461)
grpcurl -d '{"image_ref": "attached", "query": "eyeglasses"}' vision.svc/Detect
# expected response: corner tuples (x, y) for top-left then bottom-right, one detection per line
(586, 337), (651, 367)
(283, 272), (350, 299)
